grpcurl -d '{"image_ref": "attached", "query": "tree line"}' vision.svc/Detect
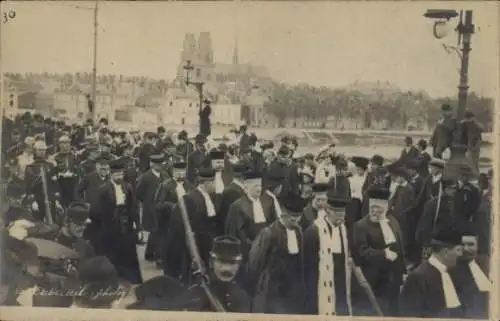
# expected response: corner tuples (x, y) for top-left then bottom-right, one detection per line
(263, 82), (494, 131)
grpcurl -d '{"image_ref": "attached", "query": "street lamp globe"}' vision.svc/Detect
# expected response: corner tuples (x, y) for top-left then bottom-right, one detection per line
(424, 9), (460, 39)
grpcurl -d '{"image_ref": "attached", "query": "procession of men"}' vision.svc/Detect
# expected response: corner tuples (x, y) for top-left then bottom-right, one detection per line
(0, 105), (492, 318)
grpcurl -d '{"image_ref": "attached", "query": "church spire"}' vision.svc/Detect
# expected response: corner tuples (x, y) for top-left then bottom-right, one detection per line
(232, 39), (239, 65)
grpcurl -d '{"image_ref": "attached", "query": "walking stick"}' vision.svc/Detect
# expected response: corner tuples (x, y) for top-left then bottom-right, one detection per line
(351, 265), (384, 316)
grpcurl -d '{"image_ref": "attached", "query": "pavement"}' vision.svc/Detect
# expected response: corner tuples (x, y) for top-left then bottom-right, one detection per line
(136, 232), (163, 281)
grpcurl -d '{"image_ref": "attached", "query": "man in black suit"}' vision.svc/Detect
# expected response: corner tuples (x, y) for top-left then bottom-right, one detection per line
(395, 136), (419, 167)
(430, 104), (457, 159)
(186, 134), (208, 184)
(136, 153), (168, 263)
(95, 157), (142, 284)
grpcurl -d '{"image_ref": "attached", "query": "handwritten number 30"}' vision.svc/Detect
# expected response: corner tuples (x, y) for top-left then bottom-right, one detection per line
(3, 10), (16, 24)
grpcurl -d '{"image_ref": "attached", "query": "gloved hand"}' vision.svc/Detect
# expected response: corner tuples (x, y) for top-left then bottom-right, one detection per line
(385, 248), (398, 262)
(32, 201), (39, 212)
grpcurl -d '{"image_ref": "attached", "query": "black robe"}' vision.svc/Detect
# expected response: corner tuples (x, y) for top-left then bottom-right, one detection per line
(155, 178), (193, 267)
(94, 181), (142, 284)
(450, 257), (490, 319)
(247, 221), (305, 314)
(163, 188), (222, 283)
(352, 216), (406, 316)
(225, 195), (277, 262)
(218, 181), (246, 235)
(399, 260), (465, 318)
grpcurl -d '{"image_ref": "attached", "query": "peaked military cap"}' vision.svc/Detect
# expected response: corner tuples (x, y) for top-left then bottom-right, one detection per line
(312, 182), (329, 194)
(172, 162), (187, 169)
(67, 201), (91, 224)
(211, 235), (243, 262)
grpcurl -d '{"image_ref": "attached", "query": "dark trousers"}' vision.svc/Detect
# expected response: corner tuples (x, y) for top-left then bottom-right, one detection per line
(144, 232), (159, 262)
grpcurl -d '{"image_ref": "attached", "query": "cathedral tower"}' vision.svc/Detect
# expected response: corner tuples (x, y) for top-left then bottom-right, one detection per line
(197, 32), (214, 64)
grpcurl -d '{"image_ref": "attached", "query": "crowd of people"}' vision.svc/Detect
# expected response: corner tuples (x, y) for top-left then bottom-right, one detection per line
(0, 106), (492, 318)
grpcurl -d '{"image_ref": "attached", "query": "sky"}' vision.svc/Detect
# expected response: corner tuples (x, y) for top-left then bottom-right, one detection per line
(1, 1), (498, 98)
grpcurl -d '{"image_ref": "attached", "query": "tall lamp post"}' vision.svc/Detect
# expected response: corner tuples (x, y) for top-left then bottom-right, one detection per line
(424, 9), (478, 179)
(423, 9), (475, 121)
(183, 60), (204, 133)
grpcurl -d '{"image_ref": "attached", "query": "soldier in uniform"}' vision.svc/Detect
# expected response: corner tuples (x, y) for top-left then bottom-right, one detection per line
(399, 228), (465, 318)
(95, 157), (142, 284)
(54, 201), (95, 260)
(52, 152), (79, 209)
(247, 192), (307, 314)
(49, 135), (77, 169)
(24, 141), (59, 222)
(352, 188), (406, 316)
(304, 196), (352, 316)
(163, 167), (221, 283)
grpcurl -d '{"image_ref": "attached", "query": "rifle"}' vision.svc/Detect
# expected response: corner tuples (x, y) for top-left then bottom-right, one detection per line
(39, 165), (54, 225)
(176, 192), (225, 312)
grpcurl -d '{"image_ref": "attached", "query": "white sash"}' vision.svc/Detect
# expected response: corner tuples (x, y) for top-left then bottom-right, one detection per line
(266, 190), (282, 218)
(251, 198), (266, 223)
(314, 218), (351, 315)
(285, 228), (299, 254)
(215, 172), (224, 194)
(175, 183), (186, 197)
(469, 260), (491, 292)
(113, 182), (126, 205)
(379, 219), (396, 245)
(428, 255), (461, 308)
(197, 187), (216, 217)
